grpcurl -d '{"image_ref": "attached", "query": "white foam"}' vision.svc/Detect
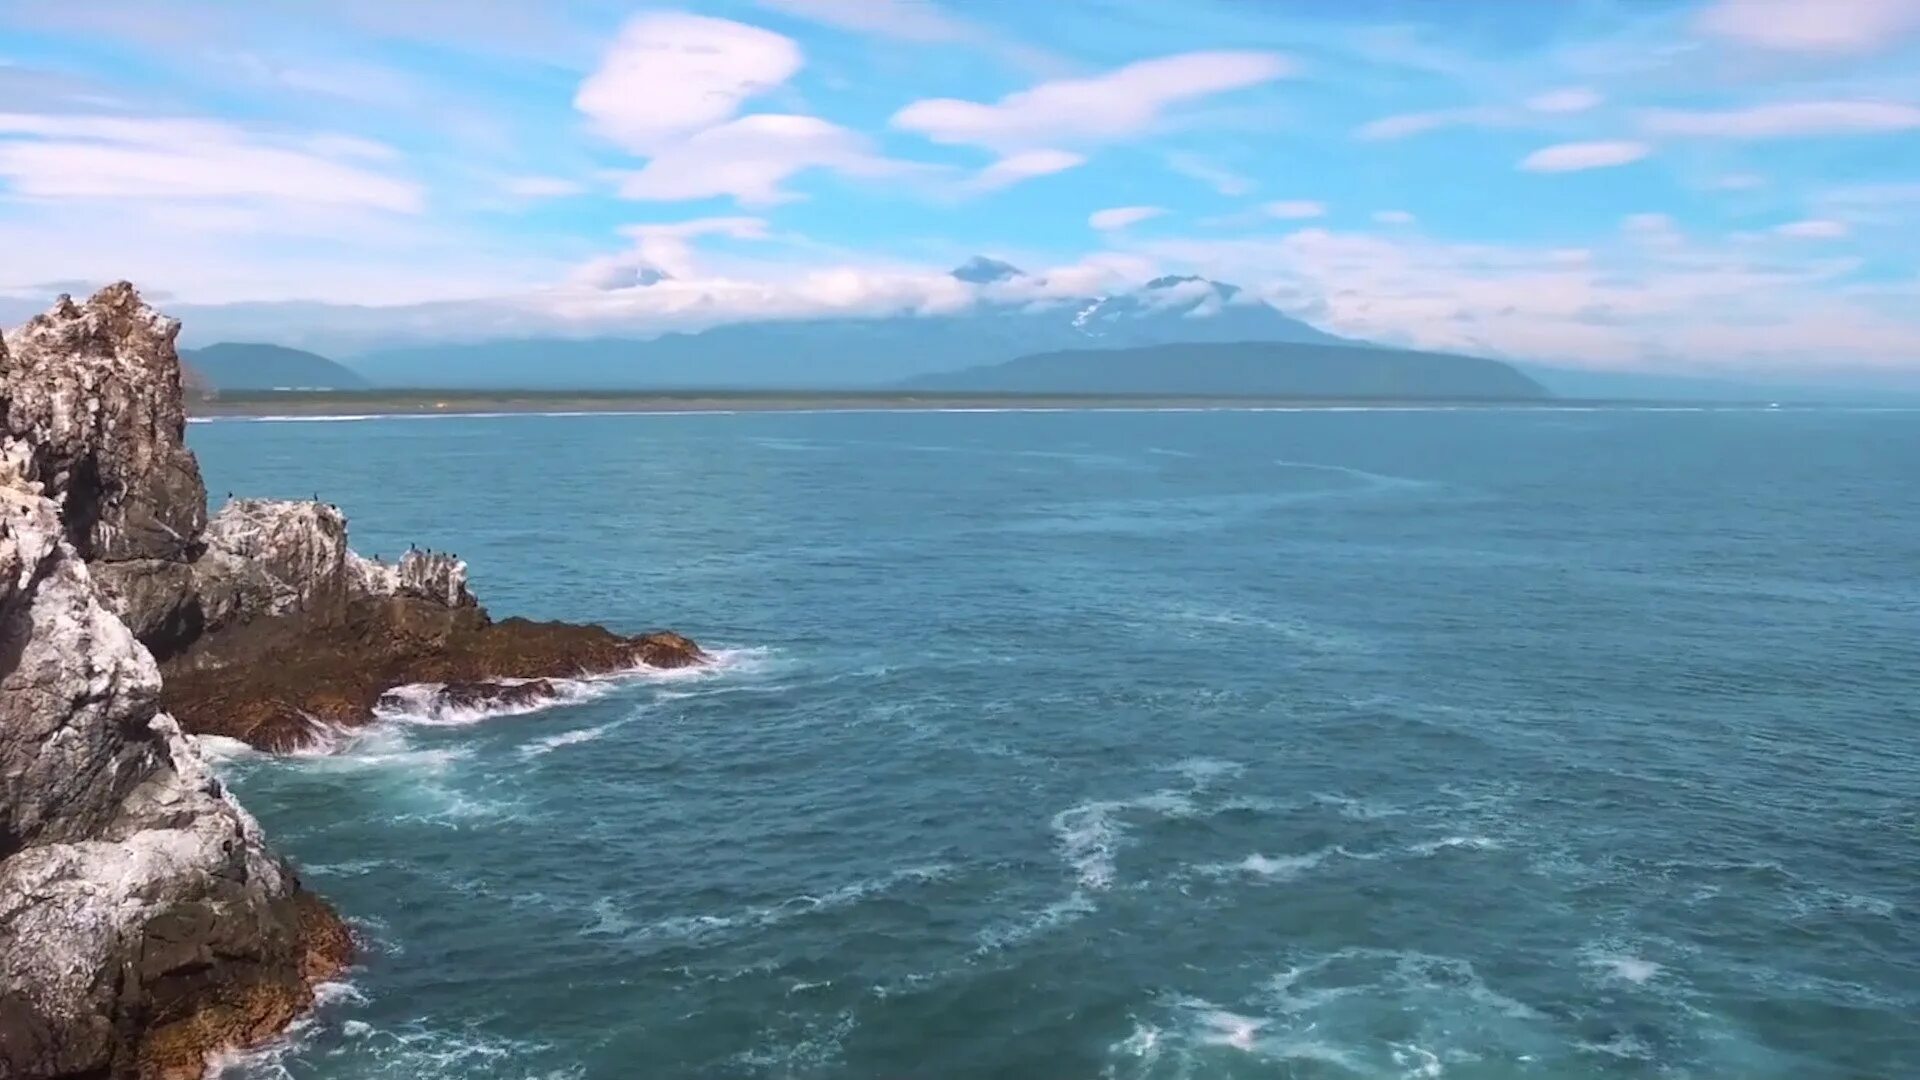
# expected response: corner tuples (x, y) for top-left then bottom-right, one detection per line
(372, 678), (608, 727)
(1391, 1043), (1446, 1078)
(365, 645), (765, 730)
(1576, 1032), (1653, 1059)
(974, 890), (1096, 953)
(189, 734), (261, 763)
(519, 721), (622, 758)
(1195, 1008), (1267, 1051)
(1233, 850), (1335, 879)
(590, 864), (952, 946)
(1163, 757), (1245, 787)
(1589, 953), (1664, 985)
(1052, 802), (1124, 890)
(1312, 792), (1406, 820)
(1407, 834), (1502, 855)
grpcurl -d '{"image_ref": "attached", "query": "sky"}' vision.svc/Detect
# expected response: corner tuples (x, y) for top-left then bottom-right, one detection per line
(2, 0), (1919, 379)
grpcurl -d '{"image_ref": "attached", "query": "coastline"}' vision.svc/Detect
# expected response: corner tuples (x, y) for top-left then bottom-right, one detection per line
(187, 389), (1692, 419)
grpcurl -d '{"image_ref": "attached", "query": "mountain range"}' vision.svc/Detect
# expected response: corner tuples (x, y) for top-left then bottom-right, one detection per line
(342, 262), (1362, 390)
(183, 343), (368, 391)
(909, 342), (1548, 399)
(175, 259), (1639, 401)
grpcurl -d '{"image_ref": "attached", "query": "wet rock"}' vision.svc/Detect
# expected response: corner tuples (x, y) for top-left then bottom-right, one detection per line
(381, 678), (560, 717)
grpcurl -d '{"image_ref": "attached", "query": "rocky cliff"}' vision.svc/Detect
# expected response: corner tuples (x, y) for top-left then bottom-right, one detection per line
(1, 284), (701, 1077)
(0, 317), (349, 1080)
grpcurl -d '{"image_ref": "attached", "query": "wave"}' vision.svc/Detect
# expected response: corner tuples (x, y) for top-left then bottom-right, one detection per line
(518, 721), (623, 758)
(206, 979), (363, 1079)
(973, 890), (1096, 954)
(373, 647), (763, 728)
(1273, 458), (1429, 489)
(584, 863), (953, 948)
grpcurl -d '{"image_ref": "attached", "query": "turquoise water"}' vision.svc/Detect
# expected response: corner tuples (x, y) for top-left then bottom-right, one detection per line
(190, 407), (1919, 1080)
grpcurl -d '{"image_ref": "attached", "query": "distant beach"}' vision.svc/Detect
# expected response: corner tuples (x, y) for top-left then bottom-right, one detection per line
(189, 389), (1665, 419)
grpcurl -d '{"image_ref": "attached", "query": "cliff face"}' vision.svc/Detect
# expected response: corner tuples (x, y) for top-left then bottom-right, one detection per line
(0, 321), (349, 1080)
(2, 282), (700, 1077)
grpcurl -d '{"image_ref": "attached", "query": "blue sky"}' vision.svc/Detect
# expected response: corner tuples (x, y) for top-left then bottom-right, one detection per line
(2, 0), (1919, 377)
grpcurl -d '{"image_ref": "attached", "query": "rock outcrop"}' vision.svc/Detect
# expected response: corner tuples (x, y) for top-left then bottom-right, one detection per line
(1, 283), (702, 1077)
(1, 331), (349, 1080)
(154, 497), (701, 750)
(6, 283), (703, 753)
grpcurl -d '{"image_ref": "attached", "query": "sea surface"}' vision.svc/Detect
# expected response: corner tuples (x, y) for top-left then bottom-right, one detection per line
(188, 406), (1920, 1080)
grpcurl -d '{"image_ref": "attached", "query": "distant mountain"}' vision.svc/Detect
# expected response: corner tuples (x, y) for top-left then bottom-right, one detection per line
(346, 261), (1348, 389)
(904, 341), (1549, 400)
(1517, 363), (1920, 404)
(182, 343), (369, 391)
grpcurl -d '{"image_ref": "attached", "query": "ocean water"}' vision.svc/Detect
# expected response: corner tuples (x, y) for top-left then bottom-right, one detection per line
(188, 406), (1919, 1080)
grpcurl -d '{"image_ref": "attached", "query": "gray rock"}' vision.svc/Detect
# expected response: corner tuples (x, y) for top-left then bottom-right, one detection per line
(1, 284), (205, 564)
(1, 288), (346, 1080)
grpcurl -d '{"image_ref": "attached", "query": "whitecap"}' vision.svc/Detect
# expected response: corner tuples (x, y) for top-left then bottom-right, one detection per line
(1312, 792), (1406, 821)
(1163, 757), (1245, 787)
(590, 864), (952, 947)
(1576, 1032), (1654, 1059)
(519, 721), (623, 759)
(189, 734), (261, 763)
(1195, 1008), (1268, 1051)
(372, 645), (769, 728)
(1407, 834), (1502, 855)
(974, 890), (1095, 953)
(1052, 801), (1124, 891)
(1588, 953), (1663, 985)
(1231, 850), (1335, 879)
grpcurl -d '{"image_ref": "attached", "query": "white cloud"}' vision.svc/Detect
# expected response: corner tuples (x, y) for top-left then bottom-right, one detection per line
(503, 175), (586, 198)
(1525, 87), (1602, 113)
(1355, 107), (1500, 140)
(1121, 225), (1915, 374)
(756, 0), (977, 42)
(1695, 0), (1920, 54)
(574, 216), (771, 286)
(1519, 140), (1651, 173)
(1775, 219), (1851, 238)
(967, 149), (1084, 193)
(1165, 152), (1254, 195)
(0, 111), (421, 211)
(1264, 200), (1325, 219)
(611, 114), (911, 206)
(1711, 173), (1767, 190)
(575, 13), (802, 152)
(1622, 212), (1677, 234)
(1356, 91), (1598, 139)
(1641, 101), (1920, 139)
(1373, 210), (1416, 225)
(1089, 205), (1165, 230)
(891, 50), (1291, 150)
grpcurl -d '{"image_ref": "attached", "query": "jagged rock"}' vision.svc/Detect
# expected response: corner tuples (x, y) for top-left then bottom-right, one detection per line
(2, 281), (703, 1075)
(0, 468), (348, 1080)
(379, 678), (561, 719)
(1, 284), (205, 564)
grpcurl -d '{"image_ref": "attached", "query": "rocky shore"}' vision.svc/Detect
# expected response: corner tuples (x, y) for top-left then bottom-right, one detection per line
(0, 284), (702, 1077)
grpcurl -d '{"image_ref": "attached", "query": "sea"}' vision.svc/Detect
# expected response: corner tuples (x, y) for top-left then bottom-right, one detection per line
(187, 405), (1919, 1080)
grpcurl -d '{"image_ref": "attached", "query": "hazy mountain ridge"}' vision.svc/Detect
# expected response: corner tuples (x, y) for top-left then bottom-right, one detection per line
(183, 342), (369, 390)
(905, 341), (1549, 399)
(346, 261), (1346, 389)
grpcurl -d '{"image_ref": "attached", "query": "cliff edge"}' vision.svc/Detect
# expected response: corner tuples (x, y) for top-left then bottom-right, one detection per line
(0, 304), (350, 1080)
(1, 283), (700, 1077)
